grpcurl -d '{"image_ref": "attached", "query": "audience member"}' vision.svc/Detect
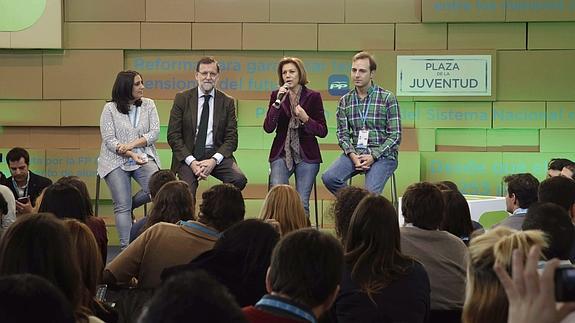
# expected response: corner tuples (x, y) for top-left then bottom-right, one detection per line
(131, 180), (194, 242)
(332, 195), (430, 323)
(162, 219), (280, 306)
(138, 270), (247, 323)
(38, 182), (90, 222)
(332, 186), (370, 243)
(129, 170), (177, 242)
(64, 219), (117, 323)
(0, 213), (95, 322)
(243, 229), (344, 323)
(57, 176), (108, 264)
(547, 158), (573, 178)
(562, 163), (575, 180)
(400, 182), (468, 310)
(441, 189), (483, 245)
(0, 274), (76, 323)
(463, 227), (546, 323)
(494, 245), (575, 323)
(538, 176), (575, 220)
(498, 173), (539, 230)
(0, 188), (15, 234)
(104, 183), (245, 289)
(435, 180), (459, 191)
(5, 147), (52, 214)
(259, 184), (309, 235)
(522, 202), (574, 261)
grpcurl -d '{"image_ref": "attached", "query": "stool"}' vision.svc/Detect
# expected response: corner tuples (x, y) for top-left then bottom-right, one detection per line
(95, 174), (147, 217)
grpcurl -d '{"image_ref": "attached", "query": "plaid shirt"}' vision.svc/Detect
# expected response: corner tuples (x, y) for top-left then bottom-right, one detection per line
(336, 84), (401, 160)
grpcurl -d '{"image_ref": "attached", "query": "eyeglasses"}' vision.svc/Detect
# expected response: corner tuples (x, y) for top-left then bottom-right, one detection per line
(198, 71), (218, 78)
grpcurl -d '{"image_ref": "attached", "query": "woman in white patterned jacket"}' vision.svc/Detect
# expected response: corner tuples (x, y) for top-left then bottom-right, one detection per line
(97, 70), (161, 249)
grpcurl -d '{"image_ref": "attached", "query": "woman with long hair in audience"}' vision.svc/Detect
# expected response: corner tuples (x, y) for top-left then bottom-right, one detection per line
(162, 219), (280, 307)
(0, 213), (103, 322)
(440, 189), (484, 245)
(64, 219), (117, 323)
(332, 186), (370, 243)
(132, 180), (194, 241)
(463, 226), (547, 323)
(38, 182), (89, 222)
(332, 195), (431, 323)
(57, 176), (109, 264)
(259, 184), (309, 235)
(97, 70), (161, 249)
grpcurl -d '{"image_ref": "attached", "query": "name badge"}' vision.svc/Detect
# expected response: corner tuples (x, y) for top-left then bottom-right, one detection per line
(357, 129), (369, 148)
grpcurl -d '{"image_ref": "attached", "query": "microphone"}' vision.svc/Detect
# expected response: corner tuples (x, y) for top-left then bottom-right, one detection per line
(273, 84), (289, 108)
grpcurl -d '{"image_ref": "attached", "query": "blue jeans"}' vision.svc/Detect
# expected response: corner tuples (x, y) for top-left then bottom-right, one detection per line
(104, 161), (158, 249)
(322, 153), (397, 195)
(270, 158), (319, 216)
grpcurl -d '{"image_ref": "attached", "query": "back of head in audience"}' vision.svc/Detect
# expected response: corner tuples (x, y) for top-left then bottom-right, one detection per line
(0, 274), (75, 323)
(440, 189), (474, 241)
(538, 176), (575, 218)
(64, 219), (103, 303)
(345, 195), (412, 296)
(435, 180), (459, 191)
(148, 169), (177, 199)
(138, 270), (246, 323)
(562, 163), (575, 180)
(547, 158), (573, 177)
(332, 186), (370, 242)
(503, 173), (539, 213)
(144, 180), (194, 232)
(56, 176), (94, 216)
(463, 226), (547, 323)
(199, 183), (245, 232)
(522, 202), (574, 260)
(0, 213), (82, 315)
(0, 193), (7, 217)
(402, 182), (444, 230)
(38, 182), (89, 222)
(259, 184), (308, 235)
(267, 228), (344, 314)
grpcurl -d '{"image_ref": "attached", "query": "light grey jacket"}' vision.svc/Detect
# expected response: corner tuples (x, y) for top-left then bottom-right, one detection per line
(97, 98), (161, 177)
(0, 184), (16, 232)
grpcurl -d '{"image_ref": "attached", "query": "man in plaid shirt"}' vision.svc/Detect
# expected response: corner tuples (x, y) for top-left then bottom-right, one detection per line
(322, 51), (401, 195)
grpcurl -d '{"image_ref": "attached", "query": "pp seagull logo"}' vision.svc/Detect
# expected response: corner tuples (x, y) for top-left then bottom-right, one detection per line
(328, 75), (349, 96)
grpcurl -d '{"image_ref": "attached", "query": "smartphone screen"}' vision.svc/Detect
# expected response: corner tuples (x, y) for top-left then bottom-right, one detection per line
(555, 265), (575, 301)
(17, 196), (30, 204)
(95, 284), (107, 302)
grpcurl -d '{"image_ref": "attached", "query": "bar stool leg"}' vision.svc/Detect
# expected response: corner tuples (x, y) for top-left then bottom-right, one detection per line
(314, 179), (319, 229)
(95, 174), (100, 217)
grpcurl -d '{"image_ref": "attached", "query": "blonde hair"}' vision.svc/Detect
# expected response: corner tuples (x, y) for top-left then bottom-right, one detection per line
(259, 185), (309, 235)
(463, 226), (547, 323)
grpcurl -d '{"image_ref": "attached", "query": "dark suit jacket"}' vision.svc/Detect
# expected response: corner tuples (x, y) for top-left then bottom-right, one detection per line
(6, 171), (52, 206)
(167, 87), (238, 171)
(263, 86), (328, 163)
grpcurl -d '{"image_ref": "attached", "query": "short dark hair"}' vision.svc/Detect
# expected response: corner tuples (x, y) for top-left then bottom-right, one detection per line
(564, 164), (575, 180)
(277, 57), (308, 86)
(548, 158), (574, 171)
(0, 274), (75, 323)
(139, 270), (246, 323)
(503, 173), (539, 209)
(332, 186), (370, 242)
(199, 184), (245, 232)
(402, 182), (444, 230)
(440, 189), (474, 239)
(435, 180), (459, 191)
(523, 202), (574, 260)
(268, 229), (343, 308)
(148, 169), (177, 199)
(56, 176), (94, 216)
(196, 56), (220, 73)
(539, 176), (575, 212)
(111, 70), (142, 114)
(6, 147), (29, 165)
(38, 183), (89, 222)
(353, 51), (377, 71)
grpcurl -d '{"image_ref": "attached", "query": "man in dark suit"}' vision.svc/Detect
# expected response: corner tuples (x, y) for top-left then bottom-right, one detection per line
(4, 147), (52, 214)
(167, 56), (247, 202)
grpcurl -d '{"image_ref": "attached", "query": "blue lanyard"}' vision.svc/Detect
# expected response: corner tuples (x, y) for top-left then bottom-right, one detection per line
(11, 172), (30, 198)
(354, 90), (372, 128)
(256, 297), (317, 323)
(178, 221), (222, 238)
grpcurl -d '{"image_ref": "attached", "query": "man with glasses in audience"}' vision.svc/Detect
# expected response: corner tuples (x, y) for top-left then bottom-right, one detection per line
(167, 56), (247, 203)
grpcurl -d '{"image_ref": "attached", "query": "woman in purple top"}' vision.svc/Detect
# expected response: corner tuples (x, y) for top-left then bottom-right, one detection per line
(263, 57), (328, 215)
